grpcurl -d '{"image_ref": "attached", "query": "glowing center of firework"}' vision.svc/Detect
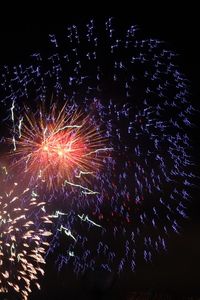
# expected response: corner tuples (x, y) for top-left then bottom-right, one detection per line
(40, 131), (86, 167)
(10, 104), (108, 188)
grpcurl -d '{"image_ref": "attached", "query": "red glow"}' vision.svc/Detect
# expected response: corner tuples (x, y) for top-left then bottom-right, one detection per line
(9, 103), (108, 188)
(39, 130), (86, 171)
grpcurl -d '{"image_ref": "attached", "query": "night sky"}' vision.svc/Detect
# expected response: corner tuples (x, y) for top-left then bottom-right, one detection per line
(0, 11), (199, 300)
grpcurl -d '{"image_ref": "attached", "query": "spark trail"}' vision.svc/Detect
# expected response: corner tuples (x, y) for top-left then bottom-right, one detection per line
(0, 171), (52, 300)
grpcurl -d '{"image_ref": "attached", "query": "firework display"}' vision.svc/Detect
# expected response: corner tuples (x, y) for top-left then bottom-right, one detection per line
(7, 102), (110, 189)
(0, 167), (52, 299)
(0, 17), (196, 295)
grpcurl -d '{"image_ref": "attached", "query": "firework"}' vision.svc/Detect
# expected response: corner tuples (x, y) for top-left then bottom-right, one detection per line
(0, 17), (196, 275)
(0, 168), (52, 299)
(8, 103), (110, 189)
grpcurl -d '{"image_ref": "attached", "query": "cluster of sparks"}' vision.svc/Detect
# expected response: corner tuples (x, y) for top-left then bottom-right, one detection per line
(0, 17), (196, 298)
(0, 169), (52, 299)
(9, 102), (110, 189)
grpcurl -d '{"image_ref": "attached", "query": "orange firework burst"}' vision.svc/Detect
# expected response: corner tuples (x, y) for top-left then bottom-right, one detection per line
(0, 168), (52, 300)
(9, 103), (110, 189)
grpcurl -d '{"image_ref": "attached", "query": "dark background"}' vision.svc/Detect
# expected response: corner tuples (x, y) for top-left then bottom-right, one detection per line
(0, 11), (199, 300)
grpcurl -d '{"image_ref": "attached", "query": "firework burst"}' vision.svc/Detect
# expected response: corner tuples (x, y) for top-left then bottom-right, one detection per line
(0, 168), (52, 299)
(8, 103), (110, 189)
